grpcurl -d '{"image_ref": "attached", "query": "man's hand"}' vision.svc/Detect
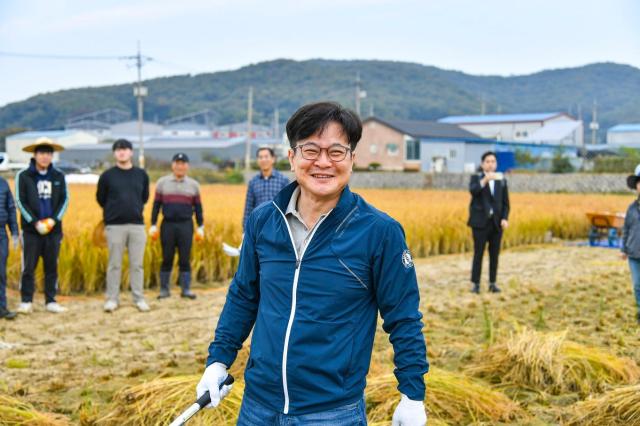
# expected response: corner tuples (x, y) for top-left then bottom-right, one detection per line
(195, 225), (205, 242)
(621, 252), (628, 260)
(35, 218), (55, 235)
(148, 225), (159, 241)
(501, 219), (509, 229)
(392, 394), (427, 426)
(196, 362), (233, 409)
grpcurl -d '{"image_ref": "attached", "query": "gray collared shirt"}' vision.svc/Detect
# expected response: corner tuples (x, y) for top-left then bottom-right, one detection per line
(285, 186), (332, 257)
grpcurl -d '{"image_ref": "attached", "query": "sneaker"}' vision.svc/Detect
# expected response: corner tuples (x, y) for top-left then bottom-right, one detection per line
(135, 300), (150, 312)
(489, 283), (502, 293)
(0, 307), (17, 320)
(46, 302), (68, 313)
(17, 302), (33, 314)
(180, 292), (197, 300)
(103, 300), (118, 313)
(471, 283), (480, 294)
(157, 291), (170, 300)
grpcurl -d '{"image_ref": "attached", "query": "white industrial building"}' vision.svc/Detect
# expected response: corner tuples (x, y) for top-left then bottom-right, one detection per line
(607, 124), (640, 147)
(6, 130), (99, 163)
(439, 112), (583, 146)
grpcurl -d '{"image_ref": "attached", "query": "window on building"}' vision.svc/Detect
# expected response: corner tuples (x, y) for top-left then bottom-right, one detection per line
(405, 139), (420, 160)
(515, 131), (521, 137)
(370, 144), (378, 154)
(450, 149), (457, 158)
(522, 131), (528, 137)
(386, 143), (398, 156)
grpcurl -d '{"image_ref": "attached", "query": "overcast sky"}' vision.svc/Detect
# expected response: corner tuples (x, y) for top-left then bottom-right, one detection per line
(1, 0), (639, 107)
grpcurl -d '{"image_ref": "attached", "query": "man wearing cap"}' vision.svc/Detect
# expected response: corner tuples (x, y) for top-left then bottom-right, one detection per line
(621, 164), (640, 325)
(15, 137), (69, 314)
(242, 147), (289, 231)
(150, 153), (203, 300)
(96, 139), (150, 312)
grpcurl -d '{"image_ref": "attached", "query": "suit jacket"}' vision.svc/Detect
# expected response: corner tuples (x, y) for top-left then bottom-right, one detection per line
(467, 173), (510, 228)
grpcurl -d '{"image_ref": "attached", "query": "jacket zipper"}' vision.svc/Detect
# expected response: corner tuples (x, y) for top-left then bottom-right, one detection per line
(273, 201), (330, 414)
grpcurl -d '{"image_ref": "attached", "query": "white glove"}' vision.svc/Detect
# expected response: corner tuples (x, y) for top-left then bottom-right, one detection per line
(11, 235), (19, 249)
(392, 394), (427, 426)
(148, 225), (158, 238)
(196, 362), (233, 409)
(195, 225), (205, 241)
(35, 218), (55, 235)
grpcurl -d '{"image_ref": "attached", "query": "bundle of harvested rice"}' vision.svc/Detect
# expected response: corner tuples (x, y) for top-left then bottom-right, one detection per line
(365, 367), (524, 424)
(565, 384), (640, 425)
(0, 394), (70, 425)
(468, 329), (640, 395)
(96, 375), (243, 426)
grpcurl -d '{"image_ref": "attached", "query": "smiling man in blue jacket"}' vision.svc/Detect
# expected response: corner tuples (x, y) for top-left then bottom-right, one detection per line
(197, 102), (429, 425)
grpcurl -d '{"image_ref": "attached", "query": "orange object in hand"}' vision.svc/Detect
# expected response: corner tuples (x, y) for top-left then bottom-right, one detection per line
(35, 218), (55, 235)
(195, 226), (205, 242)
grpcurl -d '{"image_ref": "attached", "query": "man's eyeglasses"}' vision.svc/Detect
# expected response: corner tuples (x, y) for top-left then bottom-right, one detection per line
(293, 143), (352, 162)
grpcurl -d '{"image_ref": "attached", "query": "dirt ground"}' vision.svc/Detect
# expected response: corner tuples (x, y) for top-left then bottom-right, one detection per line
(1, 244), (639, 424)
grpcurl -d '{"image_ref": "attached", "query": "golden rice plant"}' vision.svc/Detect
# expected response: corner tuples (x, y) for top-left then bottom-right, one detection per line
(0, 394), (70, 425)
(6, 182), (630, 294)
(366, 368), (524, 424)
(96, 376), (243, 426)
(467, 328), (640, 395)
(565, 384), (640, 425)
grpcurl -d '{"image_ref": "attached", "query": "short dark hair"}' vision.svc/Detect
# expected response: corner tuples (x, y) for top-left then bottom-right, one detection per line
(286, 102), (362, 151)
(34, 146), (54, 154)
(112, 139), (133, 151)
(481, 151), (497, 162)
(256, 147), (275, 158)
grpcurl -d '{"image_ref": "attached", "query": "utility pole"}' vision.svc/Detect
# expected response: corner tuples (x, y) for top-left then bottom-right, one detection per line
(244, 86), (253, 171)
(132, 41), (148, 168)
(354, 73), (366, 116)
(590, 99), (599, 145)
(273, 107), (280, 142)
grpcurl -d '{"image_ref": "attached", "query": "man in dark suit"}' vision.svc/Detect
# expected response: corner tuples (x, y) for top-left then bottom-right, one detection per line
(468, 151), (510, 294)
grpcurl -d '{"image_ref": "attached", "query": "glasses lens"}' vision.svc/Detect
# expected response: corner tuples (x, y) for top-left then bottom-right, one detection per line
(328, 145), (348, 161)
(301, 144), (320, 160)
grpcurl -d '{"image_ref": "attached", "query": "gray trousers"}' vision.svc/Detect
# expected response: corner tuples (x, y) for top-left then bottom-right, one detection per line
(105, 224), (146, 303)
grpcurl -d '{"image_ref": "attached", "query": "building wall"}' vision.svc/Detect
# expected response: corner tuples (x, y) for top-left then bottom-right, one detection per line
(458, 122), (544, 141)
(356, 121), (406, 170)
(420, 141), (467, 173)
(7, 132), (99, 163)
(608, 131), (640, 146)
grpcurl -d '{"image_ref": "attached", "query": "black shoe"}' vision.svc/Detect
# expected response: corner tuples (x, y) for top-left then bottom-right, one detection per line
(181, 292), (197, 300)
(489, 283), (501, 293)
(157, 292), (170, 300)
(0, 307), (17, 320)
(471, 283), (480, 294)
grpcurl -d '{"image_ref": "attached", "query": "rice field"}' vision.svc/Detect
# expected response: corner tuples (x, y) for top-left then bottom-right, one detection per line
(5, 183), (631, 295)
(1, 183), (639, 425)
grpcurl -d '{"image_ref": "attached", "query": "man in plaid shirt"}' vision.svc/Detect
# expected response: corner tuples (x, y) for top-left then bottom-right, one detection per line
(242, 147), (289, 230)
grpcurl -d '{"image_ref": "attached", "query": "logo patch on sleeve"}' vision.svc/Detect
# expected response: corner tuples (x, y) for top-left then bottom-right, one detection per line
(401, 249), (414, 268)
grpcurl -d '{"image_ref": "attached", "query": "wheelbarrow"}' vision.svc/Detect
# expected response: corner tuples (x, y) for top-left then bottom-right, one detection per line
(586, 211), (625, 248)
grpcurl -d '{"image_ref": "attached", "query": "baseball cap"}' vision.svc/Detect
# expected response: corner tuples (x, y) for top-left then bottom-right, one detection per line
(172, 152), (190, 162)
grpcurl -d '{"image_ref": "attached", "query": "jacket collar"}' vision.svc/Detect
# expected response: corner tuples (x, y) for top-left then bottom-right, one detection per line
(273, 181), (356, 225)
(28, 158), (52, 176)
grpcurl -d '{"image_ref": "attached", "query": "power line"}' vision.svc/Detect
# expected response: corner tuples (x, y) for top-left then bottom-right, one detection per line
(0, 50), (147, 61)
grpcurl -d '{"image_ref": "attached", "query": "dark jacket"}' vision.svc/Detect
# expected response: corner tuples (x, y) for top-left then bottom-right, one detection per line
(208, 182), (428, 415)
(467, 173), (510, 228)
(622, 199), (640, 258)
(0, 177), (18, 236)
(15, 160), (69, 235)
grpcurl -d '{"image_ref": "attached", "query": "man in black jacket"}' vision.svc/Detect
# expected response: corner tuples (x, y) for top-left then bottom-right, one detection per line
(96, 139), (150, 313)
(468, 151), (510, 294)
(15, 138), (69, 314)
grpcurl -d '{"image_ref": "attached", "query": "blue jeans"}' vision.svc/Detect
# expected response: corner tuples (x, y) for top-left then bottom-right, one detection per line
(237, 393), (367, 426)
(628, 258), (640, 314)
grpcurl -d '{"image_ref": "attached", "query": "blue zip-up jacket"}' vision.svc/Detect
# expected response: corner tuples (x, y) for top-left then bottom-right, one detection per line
(0, 177), (18, 236)
(207, 182), (428, 415)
